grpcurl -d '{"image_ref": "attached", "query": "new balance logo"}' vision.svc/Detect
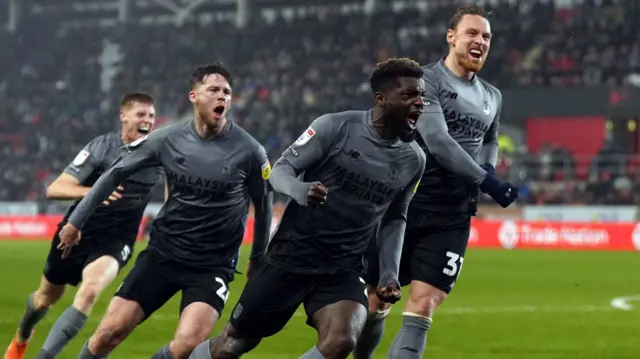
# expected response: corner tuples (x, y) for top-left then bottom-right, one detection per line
(440, 89), (458, 99)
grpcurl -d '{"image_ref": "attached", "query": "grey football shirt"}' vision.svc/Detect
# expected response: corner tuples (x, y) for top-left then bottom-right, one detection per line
(411, 59), (502, 215)
(62, 132), (162, 242)
(68, 120), (273, 270)
(267, 110), (425, 281)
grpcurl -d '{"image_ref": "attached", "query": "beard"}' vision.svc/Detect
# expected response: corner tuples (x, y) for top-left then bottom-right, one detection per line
(457, 51), (485, 73)
(397, 127), (417, 143)
(387, 107), (417, 143)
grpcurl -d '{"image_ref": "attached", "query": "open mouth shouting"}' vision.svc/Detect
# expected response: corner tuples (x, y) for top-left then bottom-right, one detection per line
(213, 105), (226, 119)
(137, 124), (151, 136)
(407, 111), (422, 129)
(469, 48), (484, 62)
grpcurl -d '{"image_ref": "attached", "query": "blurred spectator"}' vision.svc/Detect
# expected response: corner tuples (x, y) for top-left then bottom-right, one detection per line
(0, 0), (639, 205)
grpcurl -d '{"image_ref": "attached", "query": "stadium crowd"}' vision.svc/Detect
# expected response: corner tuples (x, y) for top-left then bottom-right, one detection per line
(0, 0), (639, 204)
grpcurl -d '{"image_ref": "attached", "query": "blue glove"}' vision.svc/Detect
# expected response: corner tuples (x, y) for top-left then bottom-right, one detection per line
(479, 172), (519, 208)
(481, 163), (496, 174)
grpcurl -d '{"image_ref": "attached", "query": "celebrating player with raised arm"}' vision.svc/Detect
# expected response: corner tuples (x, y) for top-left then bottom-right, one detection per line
(188, 58), (426, 359)
(57, 63), (273, 359)
(356, 5), (520, 359)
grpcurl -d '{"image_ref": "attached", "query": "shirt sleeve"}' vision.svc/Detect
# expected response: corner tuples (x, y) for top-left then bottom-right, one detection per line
(479, 93), (501, 166)
(67, 132), (164, 229)
(417, 74), (488, 184)
(270, 114), (337, 206)
(63, 137), (108, 183)
(377, 154), (426, 287)
(246, 145), (274, 259)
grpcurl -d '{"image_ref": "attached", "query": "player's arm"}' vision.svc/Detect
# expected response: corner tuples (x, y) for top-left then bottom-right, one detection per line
(270, 114), (335, 206)
(67, 133), (164, 230)
(479, 94), (502, 167)
(46, 138), (106, 200)
(47, 173), (92, 200)
(377, 156), (426, 289)
(416, 74), (487, 185)
(247, 146), (274, 261)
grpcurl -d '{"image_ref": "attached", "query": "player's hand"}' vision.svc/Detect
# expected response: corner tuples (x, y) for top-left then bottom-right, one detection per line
(103, 185), (125, 206)
(376, 284), (402, 304)
(307, 182), (328, 208)
(480, 163), (496, 175)
(57, 223), (81, 259)
(479, 173), (519, 208)
(487, 182), (519, 208)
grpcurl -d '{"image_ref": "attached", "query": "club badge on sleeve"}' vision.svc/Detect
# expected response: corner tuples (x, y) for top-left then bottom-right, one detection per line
(261, 160), (272, 180)
(294, 127), (316, 147)
(72, 150), (90, 166)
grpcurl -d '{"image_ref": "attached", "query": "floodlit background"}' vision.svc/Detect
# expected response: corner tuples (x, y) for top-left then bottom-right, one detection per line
(0, 0), (639, 358)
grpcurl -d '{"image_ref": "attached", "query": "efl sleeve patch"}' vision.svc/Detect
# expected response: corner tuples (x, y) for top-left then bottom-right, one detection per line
(261, 160), (272, 180)
(294, 127), (315, 147)
(413, 179), (421, 193)
(72, 150), (90, 166)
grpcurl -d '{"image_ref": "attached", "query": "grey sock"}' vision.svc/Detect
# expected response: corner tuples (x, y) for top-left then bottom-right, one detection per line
(151, 343), (174, 359)
(388, 314), (432, 359)
(35, 306), (89, 358)
(18, 293), (49, 342)
(77, 341), (107, 359)
(188, 339), (213, 359)
(353, 313), (386, 359)
(299, 346), (326, 359)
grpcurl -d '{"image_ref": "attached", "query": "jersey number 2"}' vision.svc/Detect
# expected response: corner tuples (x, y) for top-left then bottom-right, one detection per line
(443, 251), (464, 277)
(215, 277), (229, 303)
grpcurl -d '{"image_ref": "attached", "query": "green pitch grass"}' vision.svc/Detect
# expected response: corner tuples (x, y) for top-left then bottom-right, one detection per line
(1, 241), (638, 359)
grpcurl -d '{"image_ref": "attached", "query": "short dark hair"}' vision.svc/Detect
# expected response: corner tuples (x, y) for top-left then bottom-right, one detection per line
(190, 62), (233, 89)
(449, 4), (488, 30)
(120, 92), (155, 110)
(369, 58), (423, 94)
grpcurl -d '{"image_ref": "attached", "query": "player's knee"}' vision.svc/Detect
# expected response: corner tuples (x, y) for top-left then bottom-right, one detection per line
(92, 317), (133, 351)
(33, 292), (58, 308)
(172, 337), (206, 359)
(34, 277), (66, 308)
(406, 296), (440, 318)
(92, 327), (123, 350)
(173, 329), (210, 359)
(318, 330), (357, 359)
(405, 285), (447, 317)
(34, 288), (63, 308)
(74, 280), (102, 310)
(211, 336), (243, 359)
(211, 325), (259, 359)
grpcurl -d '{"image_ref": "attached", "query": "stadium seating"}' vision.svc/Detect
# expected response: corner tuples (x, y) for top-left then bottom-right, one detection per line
(0, 0), (638, 204)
